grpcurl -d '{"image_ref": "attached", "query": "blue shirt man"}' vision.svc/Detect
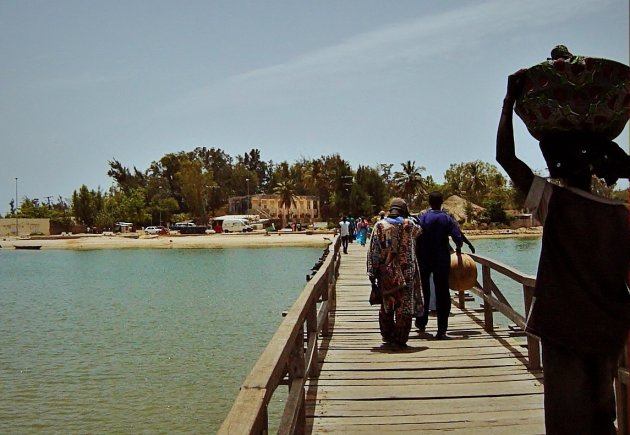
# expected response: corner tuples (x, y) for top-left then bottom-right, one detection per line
(415, 191), (463, 339)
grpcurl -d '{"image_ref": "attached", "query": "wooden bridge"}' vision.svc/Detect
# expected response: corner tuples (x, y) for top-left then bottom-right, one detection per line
(219, 236), (630, 434)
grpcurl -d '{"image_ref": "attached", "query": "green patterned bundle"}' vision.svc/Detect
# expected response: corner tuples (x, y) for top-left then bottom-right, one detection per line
(515, 55), (629, 141)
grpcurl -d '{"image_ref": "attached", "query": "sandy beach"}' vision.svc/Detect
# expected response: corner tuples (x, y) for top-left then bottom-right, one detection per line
(0, 227), (542, 251)
(1, 231), (336, 250)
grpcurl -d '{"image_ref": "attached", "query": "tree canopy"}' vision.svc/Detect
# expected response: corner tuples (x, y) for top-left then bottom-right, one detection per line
(7, 146), (626, 228)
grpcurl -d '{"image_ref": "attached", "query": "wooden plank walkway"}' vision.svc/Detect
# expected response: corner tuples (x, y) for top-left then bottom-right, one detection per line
(305, 242), (545, 434)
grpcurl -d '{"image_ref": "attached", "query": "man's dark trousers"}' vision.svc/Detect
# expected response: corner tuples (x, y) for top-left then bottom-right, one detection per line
(341, 235), (349, 254)
(416, 260), (451, 335)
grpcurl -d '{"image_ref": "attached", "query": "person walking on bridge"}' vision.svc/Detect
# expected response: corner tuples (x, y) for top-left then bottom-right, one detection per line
(414, 191), (463, 339)
(497, 60), (630, 434)
(339, 216), (350, 254)
(367, 198), (423, 347)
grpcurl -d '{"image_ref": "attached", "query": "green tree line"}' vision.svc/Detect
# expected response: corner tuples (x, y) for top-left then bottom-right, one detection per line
(4, 147), (625, 230)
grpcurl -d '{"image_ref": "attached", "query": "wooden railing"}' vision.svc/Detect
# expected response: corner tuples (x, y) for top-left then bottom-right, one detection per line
(455, 253), (541, 370)
(459, 253), (629, 434)
(218, 236), (341, 435)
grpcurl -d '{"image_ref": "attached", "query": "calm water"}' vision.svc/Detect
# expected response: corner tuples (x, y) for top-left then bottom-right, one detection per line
(0, 247), (323, 433)
(470, 236), (542, 316)
(0, 238), (541, 433)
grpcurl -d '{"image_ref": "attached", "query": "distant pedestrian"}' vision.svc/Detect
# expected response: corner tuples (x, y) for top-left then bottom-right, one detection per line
(348, 216), (356, 243)
(339, 216), (350, 254)
(367, 198), (423, 347)
(356, 217), (369, 246)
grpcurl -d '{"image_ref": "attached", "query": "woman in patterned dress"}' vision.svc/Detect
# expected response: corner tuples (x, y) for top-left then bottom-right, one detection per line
(367, 198), (423, 347)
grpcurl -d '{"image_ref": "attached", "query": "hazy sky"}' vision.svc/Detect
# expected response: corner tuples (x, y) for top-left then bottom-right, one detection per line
(1, 0), (628, 215)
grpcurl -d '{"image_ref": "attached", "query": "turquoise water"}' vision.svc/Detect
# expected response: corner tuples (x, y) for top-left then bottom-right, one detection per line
(0, 238), (541, 433)
(0, 247), (322, 433)
(471, 236), (541, 275)
(469, 237), (542, 316)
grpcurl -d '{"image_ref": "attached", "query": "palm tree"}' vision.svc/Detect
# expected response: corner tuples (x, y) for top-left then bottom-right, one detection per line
(302, 159), (323, 194)
(273, 181), (297, 228)
(464, 160), (488, 204)
(393, 160), (426, 205)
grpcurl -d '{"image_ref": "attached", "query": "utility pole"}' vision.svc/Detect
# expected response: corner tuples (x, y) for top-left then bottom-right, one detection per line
(15, 177), (18, 237)
(158, 186), (163, 226)
(44, 195), (53, 209)
(246, 178), (250, 214)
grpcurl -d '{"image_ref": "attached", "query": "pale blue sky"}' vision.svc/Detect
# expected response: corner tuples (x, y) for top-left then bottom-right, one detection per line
(1, 0), (628, 215)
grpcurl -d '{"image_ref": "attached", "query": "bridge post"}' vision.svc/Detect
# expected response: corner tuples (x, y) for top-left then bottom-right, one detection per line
(322, 241), (340, 337)
(457, 290), (466, 309)
(481, 265), (494, 332)
(322, 264), (333, 337)
(306, 303), (319, 378)
(523, 284), (541, 370)
(321, 265), (331, 337)
(279, 331), (306, 435)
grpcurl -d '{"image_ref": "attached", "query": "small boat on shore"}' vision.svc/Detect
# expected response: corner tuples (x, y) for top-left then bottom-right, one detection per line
(14, 244), (42, 250)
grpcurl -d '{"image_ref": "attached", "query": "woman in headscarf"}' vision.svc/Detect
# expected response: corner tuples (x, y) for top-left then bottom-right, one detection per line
(367, 198), (423, 347)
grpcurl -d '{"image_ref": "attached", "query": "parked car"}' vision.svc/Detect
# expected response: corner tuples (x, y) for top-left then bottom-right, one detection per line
(170, 222), (208, 234)
(173, 221), (196, 228)
(145, 226), (169, 235)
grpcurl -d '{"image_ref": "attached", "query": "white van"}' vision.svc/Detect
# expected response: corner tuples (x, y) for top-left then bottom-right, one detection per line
(222, 218), (253, 233)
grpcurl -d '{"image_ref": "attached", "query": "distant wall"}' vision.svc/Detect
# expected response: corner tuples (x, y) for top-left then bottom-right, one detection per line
(509, 214), (541, 229)
(0, 218), (50, 236)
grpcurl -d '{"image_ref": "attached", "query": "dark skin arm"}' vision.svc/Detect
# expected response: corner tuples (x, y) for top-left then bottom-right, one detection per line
(462, 234), (475, 253)
(496, 71), (535, 194)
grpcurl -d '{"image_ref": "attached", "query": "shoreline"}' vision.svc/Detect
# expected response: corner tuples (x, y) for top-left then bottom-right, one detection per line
(462, 227), (542, 239)
(0, 228), (542, 250)
(1, 232), (334, 250)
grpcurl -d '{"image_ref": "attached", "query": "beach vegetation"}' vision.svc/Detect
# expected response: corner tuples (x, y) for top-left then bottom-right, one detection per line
(9, 148), (628, 229)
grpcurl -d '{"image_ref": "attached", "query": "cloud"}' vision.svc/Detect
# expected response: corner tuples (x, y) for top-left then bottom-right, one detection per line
(161, 0), (608, 114)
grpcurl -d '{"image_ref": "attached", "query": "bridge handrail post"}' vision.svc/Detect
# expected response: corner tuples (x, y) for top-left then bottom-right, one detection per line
(523, 283), (541, 370)
(468, 253), (537, 370)
(322, 237), (340, 337)
(321, 259), (332, 337)
(278, 330), (306, 435)
(457, 290), (466, 309)
(481, 264), (494, 332)
(306, 299), (319, 378)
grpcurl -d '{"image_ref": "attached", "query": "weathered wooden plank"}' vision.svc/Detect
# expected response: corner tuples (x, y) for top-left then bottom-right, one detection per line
(319, 358), (528, 372)
(319, 342), (528, 356)
(319, 337), (528, 349)
(306, 393), (543, 416)
(218, 388), (267, 434)
(314, 365), (540, 380)
(307, 408), (544, 425)
(307, 419), (544, 434)
(307, 379), (543, 401)
(310, 373), (543, 387)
